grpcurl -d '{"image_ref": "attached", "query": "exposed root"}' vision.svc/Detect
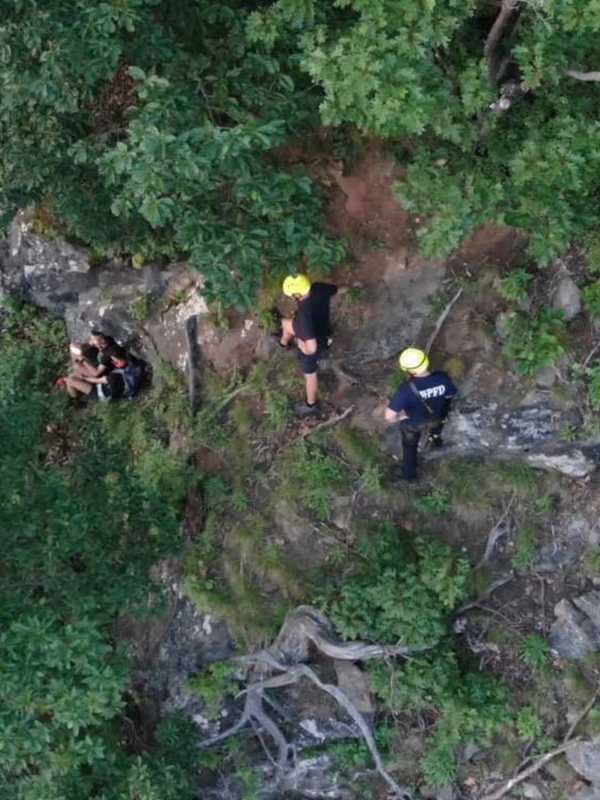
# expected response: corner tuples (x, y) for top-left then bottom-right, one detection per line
(198, 605), (427, 798)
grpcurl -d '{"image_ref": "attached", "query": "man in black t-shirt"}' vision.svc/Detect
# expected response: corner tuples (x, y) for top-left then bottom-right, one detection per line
(70, 330), (116, 380)
(385, 347), (458, 481)
(280, 274), (337, 416)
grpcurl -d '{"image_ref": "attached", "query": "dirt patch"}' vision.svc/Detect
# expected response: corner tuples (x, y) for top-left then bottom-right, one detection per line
(451, 224), (528, 272)
(326, 143), (417, 284)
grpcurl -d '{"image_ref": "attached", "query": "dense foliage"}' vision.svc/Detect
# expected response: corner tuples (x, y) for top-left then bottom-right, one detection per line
(0, 0), (343, 307)
(251, 0), (600, 263)
(3, 1), (600, 307)
(323, 523), (510, 785)
(0, 303), (195, 800)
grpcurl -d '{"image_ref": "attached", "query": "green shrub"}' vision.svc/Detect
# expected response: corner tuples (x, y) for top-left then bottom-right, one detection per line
(278, 441), (349, 520)
(519, 634), (550, 670)
(264, 391), (291, 433)
(370, 652), (511, 787)
(587, 236), (600, 275)
(187, 661), (239, 720)
(414, 488), (451, 515)
(516, 707), (544, 740)
(511, 526), (538, 572)
(324, 524), (469, 645)
(503, 309), (566, 376)
(583, 282), (600, 320)
(499, 270), (534, 304)
(360, 463), (385, 496)
(588, 364), (600, 410)
(334, 425), (384, 469)
(0, 307), (196, 800)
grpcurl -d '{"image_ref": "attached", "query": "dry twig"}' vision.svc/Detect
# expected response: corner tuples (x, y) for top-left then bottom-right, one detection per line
(425, 287), (463, 354)
(482, 689), (599, 800)
(566, 69), (600, 82)
(299, 405), (354, 439)
(475, 494), (516, 569)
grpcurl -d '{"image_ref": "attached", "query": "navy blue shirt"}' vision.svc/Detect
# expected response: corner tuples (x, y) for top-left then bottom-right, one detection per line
(388, 371), (458, 424)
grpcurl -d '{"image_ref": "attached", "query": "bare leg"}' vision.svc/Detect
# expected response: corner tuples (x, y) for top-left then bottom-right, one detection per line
(305, 373), (318, 405)
(72, 360), (97, 379)
(280, 318), (295, 347)
(65, 376), (95, 399)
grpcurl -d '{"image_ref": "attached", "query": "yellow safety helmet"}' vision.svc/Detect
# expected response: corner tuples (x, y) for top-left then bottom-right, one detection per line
(399, 347), (429, 375)
(282, 274), (311, 297)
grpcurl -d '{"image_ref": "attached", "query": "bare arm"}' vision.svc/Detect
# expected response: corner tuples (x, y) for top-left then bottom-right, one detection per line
(384, 407), (408, 424)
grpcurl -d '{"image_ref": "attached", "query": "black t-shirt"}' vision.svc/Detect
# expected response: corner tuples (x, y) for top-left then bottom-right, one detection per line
(292, 282), (337, 346)
(95, 349), (114, 373)
(388, 371), (458, 424)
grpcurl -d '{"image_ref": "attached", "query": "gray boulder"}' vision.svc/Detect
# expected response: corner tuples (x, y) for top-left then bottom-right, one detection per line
(550, 594), (600, 660)
(384, 401), (599, 477)
(567, 737), (600, 785)
(553, 274), (581, 320)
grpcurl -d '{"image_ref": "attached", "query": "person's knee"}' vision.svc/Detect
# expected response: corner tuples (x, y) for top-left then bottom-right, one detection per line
(300, 352), (319, 374)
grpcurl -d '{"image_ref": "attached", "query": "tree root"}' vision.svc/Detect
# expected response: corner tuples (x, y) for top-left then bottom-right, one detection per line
(198, 605), (427, 798)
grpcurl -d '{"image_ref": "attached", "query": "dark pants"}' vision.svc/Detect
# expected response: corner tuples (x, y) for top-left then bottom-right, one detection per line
(400, 422), (444, 480)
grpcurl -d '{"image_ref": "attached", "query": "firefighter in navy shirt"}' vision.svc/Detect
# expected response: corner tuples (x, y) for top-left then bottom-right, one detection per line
(385, 347), (458, 481)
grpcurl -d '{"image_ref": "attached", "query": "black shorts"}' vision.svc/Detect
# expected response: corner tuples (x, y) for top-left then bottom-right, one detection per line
(299, 340), (330, 375)
(300, 351), (319, 374)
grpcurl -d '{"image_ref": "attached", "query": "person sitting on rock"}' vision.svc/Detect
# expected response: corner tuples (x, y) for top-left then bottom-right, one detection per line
(69, 329), (116, 380)
(60, 351), (125, 402)
(279, 274), (337, 417)
(106, 345), (145, 399)
(384, 347), (458, 482)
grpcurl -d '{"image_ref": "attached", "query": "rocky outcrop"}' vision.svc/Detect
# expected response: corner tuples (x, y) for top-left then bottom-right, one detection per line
(0, 212), (268, 373)
(567, 737), (600, 787)
(337, 256), (446, 370)
(550, 591), (600, 660)
(384, 401), (599, 478)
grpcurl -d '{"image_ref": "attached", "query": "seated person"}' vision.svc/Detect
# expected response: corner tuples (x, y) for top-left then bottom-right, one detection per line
(97, 371), (125, 402)
(106, 346), (145, 399)
(69, 330), (116, 380)
(59, 344), (145, 401)
(62, 359), (125, 402)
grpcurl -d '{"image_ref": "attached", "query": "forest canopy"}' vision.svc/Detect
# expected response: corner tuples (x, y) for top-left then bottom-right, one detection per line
(1, 0), (600, 300)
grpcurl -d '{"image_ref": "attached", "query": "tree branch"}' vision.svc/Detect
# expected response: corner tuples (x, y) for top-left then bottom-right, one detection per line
(299, 405), (354, 439)
(484, 0), (520, 82)
(566, 69), (600, 82)
(425, 287), (463, 354)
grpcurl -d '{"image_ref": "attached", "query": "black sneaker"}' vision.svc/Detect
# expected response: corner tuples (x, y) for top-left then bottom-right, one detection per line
(295, 401), (319, 417)
(427, 434), (443, 448)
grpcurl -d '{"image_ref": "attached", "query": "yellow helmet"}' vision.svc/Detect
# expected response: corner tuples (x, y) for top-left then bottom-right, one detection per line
(399, 347), (429, 375)
(282, 274), (311, 297)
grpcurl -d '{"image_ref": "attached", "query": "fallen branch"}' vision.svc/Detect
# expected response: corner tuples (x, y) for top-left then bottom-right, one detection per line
(566, 69), (600, 82)
(481, 739), (581, 800)
(565, 689), (600, 741)
(475, 494), (516, 569)
(583, 341), (600, 367)
(425, 287), (463, 354)
(455, 574), (514, 615)
(482, 690), (599, 800)
(300, 405), (354, 439)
